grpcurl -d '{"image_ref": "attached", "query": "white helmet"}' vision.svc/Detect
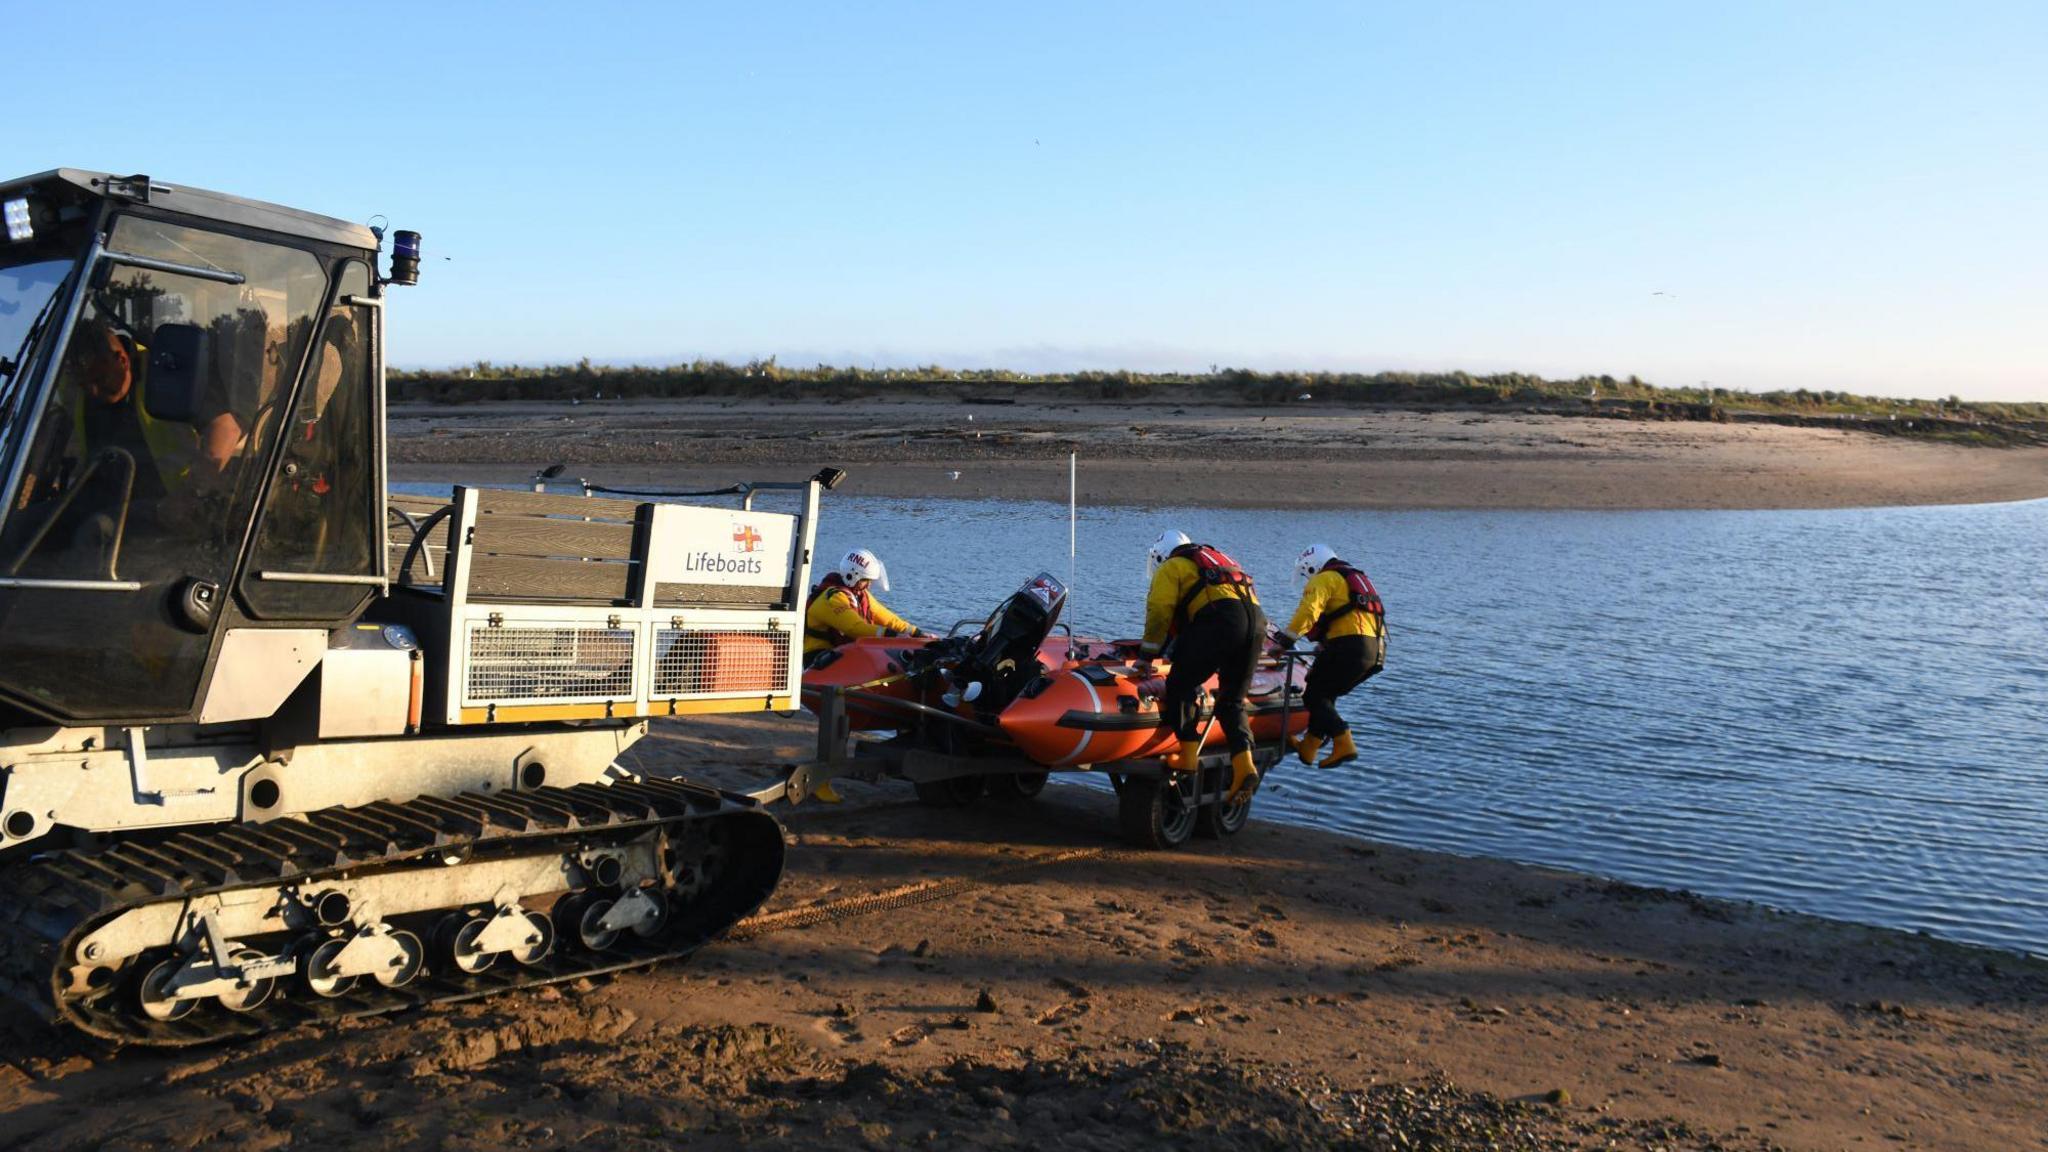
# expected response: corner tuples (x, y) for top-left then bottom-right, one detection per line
(1294, 543), (1339, 587)
(1145, 529), (1192, 578)
(839, 548), (890, 592)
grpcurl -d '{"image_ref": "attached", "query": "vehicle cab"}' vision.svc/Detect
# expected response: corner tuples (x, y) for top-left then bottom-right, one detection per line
(0, 170), (389, 727)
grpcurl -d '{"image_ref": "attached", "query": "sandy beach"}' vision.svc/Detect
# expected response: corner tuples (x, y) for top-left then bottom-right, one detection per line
(4, 714), (2040, 1152)
(387, 397), (2048, 510)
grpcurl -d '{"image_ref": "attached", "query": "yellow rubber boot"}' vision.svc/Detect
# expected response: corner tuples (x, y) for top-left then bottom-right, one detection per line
(1292, 732), (1324, 766)
(1318, 730), (1358, 769)
(812, 778), (845, 804)
(1227, 749), (1260, 804)
(1171, 737), (1203, 775)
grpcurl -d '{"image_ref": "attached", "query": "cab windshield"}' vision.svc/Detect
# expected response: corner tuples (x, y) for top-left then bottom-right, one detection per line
(0, 223), (90, 473)
(0, 214), (328, 720)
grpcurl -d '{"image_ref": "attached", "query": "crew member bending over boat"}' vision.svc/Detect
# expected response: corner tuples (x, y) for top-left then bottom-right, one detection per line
(1276, 543), (1386, 768)
(1138, 530), (1265, 802)
(804, 548), (926, 664)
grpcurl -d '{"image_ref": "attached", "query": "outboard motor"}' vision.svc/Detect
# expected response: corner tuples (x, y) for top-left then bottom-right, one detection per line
(944, 572), (1067, 717)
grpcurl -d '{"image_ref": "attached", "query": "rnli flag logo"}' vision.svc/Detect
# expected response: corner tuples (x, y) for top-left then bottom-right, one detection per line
(732, 524), (763, 553)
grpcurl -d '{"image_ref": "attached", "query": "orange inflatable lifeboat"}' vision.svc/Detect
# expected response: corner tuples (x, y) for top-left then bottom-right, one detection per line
(997, 659), (1309, 768)
(799, 571), (1308, 768)
(802, 635), (1105, 731)
(800, 636), (931, 729)
(801, 568), (1123, 733)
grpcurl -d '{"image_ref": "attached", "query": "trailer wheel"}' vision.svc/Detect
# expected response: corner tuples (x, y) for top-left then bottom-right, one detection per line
(1119, 775), (1196, 849)
(1198, 793), (1252, 838)
(913, 775), (985, 807)
(987, 772), (1048, 801)
(1196, 761), (1252, 838)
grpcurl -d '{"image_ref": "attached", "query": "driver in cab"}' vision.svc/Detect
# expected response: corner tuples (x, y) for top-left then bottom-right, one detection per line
(0, 314), (157, 577)
(36, 314), (158, 500)
(51, 311), (247, 490)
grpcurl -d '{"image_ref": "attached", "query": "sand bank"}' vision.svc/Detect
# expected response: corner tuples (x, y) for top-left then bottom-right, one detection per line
(388, 397), (2048, 510)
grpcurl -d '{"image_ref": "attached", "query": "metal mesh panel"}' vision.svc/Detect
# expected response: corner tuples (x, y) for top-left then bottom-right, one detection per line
(654, 629), (791, 697)
(466, 626), (636, 702)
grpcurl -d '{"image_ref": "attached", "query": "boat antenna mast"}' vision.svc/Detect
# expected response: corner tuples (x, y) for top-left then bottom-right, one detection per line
(1068, 452), (1078, 661)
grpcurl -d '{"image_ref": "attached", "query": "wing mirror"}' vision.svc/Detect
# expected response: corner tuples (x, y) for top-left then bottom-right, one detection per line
(144, 322), (209, 423)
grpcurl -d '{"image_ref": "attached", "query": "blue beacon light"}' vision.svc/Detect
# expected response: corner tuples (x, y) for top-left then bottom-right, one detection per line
(387, 229), (422, 286)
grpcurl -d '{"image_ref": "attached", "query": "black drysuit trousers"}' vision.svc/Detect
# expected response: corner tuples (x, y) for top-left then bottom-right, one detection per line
(1164, 597), (1267, 755)
(1303, 633), (1383, 738)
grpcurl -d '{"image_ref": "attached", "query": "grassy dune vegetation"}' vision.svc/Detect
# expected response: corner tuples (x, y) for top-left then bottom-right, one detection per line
(390, 360), (2048, 445)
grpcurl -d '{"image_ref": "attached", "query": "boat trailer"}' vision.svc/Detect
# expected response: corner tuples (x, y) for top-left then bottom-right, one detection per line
(773, 655), (1310, 849)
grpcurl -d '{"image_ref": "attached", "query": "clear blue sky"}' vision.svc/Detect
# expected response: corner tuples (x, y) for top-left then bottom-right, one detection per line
(10, 1), (2043, 398)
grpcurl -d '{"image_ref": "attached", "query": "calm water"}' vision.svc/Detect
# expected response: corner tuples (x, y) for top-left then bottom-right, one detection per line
(798, 493), (2048, 959)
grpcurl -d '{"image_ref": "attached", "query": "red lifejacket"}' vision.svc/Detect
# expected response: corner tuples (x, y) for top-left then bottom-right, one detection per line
(806, 571), (877, 645)
(1169, 543), (1255, 628)
(1307, 561), (1385, 640)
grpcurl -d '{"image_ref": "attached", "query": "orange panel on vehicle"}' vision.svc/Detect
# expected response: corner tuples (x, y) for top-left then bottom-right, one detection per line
(702, 632), (783, 693)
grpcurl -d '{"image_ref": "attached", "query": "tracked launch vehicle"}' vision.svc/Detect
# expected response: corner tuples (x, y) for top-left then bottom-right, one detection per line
(0, 170), (812, 1044)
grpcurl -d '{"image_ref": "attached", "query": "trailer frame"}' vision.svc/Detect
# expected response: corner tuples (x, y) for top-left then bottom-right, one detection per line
(764, 651), (1312, 848)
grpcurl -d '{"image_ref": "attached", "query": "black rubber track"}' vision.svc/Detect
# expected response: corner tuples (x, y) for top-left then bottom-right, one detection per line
(0, 776), (785, 1047)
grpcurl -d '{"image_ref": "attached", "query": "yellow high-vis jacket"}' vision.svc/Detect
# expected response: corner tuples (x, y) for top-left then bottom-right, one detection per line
(1286, 568), (1385, 642)
(804, 582), (916, 657)
(1141, 555), (1258, 652)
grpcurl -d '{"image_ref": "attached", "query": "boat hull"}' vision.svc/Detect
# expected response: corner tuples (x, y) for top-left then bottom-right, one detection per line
(799, 637), (930, 729)
(802, 636), (1128, 731)
(997, 660), (1308, 768)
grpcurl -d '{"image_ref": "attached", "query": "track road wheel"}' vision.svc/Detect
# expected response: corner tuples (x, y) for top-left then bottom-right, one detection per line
(630, 889), (670, 939)
(302, 937), (358, 999)
(1119, 774), (1196, 849)
(913, 775), (985, 807)
(574, 897), (622, 953)
(512, 911), (556, 965)
(987, 772), (1049, 801)
(449, 916), (499, 975)
(217, 949), (277, 1012)
(430, 912), (469, 973)
(375, 930), (427, 989)
(138, 956), (197, 1022)
(552, 894), (593, 952)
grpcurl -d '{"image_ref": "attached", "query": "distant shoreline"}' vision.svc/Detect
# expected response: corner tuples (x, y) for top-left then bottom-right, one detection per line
(387, 367), (2048, 444)
(389, 396), (2048, 511)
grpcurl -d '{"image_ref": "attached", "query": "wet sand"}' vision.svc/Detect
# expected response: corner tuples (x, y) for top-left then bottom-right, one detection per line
(5, 715), (2041, 1152)
(388, 397), (2048, 510)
